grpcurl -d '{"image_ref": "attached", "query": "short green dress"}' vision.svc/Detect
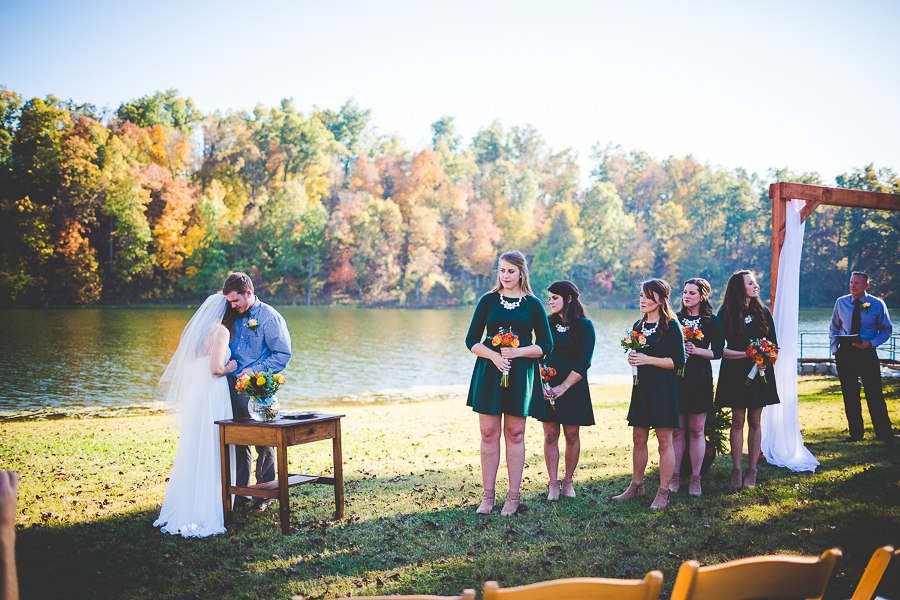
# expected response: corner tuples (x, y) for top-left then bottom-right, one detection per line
(626, 318), (685, 429)
(675, 311), (724, 415)
(714, 306), (781, 410)
(466, 292), (553, 417)
(537, 317), (596, 426)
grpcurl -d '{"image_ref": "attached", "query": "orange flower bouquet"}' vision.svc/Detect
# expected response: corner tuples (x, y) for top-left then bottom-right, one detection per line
(491, 328), (519, 387)
(621, 330), (648, 385)
(540, 364), (557, 404)
(744, 338), (778, 386)
(678, 325), (704, 376)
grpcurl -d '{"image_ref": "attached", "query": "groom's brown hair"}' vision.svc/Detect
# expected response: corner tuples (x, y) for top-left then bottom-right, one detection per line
(223, 272), (254, 295)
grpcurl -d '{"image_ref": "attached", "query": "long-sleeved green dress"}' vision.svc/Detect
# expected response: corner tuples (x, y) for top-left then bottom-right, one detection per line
(627, 318), (685, 429)
(537, 317), (596, 426)
(714, 306), (781, 409)
(675, 311), (724, 415)
(465, 292), (553, 417)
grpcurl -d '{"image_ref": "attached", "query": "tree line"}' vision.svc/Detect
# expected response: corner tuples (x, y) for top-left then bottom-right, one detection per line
(1, 86), (897, 308)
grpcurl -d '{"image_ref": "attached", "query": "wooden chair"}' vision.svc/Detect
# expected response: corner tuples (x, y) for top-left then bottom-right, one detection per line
(851, 546), (898, 600)
(482, 571), (664, 600)
(339, 591), (476, 600)
(670, 548), (842, 600)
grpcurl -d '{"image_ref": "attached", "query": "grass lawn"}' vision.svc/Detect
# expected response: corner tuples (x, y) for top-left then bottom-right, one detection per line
(3, 378), (899, 600)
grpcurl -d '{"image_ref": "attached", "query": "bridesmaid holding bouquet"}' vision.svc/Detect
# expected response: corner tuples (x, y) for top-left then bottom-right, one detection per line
(715, 270), (780, 489)
(537, 281), (596, 501)
(670, 278), (724, 497)
(465, 251), (553, 516)
(613, 279), (685, 509)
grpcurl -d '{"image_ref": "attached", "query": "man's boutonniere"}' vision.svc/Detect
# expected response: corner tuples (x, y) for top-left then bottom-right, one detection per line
(862, 302), (871, 313)
(247, 318), (259, 331)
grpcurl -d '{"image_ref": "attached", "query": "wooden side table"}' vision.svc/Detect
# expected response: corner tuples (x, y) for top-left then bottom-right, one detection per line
(215, 413), (345, 534)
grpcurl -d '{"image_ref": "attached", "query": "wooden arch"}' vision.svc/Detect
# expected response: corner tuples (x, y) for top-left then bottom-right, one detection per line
(769, 182), (900, 307)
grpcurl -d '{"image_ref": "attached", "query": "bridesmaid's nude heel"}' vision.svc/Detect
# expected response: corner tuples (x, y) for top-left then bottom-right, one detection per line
(743, 468), (758, 488)
(500, 490), (520, 516)
(561, 478), (576, 498)
(547, 481), (560, 501)
(650, 487), (670, 509)
(668, 472), (681, 492)
(731, 468), (743, 489)
(612, 480), (645, 501)
(688, 475), (702, 497)
(476, 490), (495, 514)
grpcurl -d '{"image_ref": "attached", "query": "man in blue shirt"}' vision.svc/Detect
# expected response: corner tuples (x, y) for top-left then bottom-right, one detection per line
(829, 271), (894, 447)
(223, 272), (293, 511)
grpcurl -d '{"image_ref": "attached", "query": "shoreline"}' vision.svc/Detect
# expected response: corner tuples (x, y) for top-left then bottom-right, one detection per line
(0, 376), (846, 422)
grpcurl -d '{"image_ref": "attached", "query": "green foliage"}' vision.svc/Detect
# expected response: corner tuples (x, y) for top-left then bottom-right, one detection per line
(116, 88), (201, 134)
(1, 85), (898, 306)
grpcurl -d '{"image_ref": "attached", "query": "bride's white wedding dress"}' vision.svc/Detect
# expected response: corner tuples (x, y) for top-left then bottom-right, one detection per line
(154, 294), (236, 538)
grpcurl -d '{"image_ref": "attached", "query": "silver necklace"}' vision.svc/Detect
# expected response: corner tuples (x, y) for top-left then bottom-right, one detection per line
(744, 315), (753, 324)
(499, 295), (523, 310)
(555, 323), (569, 333)
(640, 321), (659, 336)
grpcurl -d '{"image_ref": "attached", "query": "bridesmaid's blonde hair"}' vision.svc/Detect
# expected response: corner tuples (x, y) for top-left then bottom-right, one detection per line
(489, 250), (535, 296)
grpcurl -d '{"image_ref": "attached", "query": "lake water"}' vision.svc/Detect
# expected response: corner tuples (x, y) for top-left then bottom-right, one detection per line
(2, 306), (895, 417)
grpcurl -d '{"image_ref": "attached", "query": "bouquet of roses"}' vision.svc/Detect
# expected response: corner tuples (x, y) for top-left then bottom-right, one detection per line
(744, 338), (778, 386)
(540, 364), (557, 405)
(491, 328), (519, 387)
(621, 330), (648, 385)
(235, 369), (286, 400)
(235, 369), (286, 419)
(678, 324), (704, 376)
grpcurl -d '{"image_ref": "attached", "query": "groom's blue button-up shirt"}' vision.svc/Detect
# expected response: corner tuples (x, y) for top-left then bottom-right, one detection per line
(829, 292), (893, 354)
(229, 296), (292, 374)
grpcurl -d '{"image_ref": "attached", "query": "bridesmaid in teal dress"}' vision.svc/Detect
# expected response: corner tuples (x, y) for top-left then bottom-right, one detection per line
(670, 277), (724, 498)
(537, 281), (595, 501)
(465, 251), (553, 516)
(612, 279), (685, 510)
(715, 270), (780, 489)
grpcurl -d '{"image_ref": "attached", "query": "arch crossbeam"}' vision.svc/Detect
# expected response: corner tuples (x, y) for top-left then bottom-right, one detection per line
(769, 182), (900, 307)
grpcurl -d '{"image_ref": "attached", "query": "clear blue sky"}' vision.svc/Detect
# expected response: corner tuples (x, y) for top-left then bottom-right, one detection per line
(2, 0), (898, 185)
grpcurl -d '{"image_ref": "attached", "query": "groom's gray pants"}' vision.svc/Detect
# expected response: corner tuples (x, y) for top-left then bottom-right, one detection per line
(228, 376), (276, 496)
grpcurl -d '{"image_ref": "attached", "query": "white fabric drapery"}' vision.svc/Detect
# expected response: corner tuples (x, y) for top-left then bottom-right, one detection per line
(761, 198), (819, 472)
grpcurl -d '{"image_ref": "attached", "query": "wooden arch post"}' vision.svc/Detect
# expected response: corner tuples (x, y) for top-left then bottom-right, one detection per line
(769, 182), (900, 308)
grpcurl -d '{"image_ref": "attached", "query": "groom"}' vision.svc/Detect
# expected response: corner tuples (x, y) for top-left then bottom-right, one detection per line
(222, 272), (293, 511)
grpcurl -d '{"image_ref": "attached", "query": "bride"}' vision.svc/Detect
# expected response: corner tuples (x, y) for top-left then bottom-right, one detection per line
(154, 294), (238, 537)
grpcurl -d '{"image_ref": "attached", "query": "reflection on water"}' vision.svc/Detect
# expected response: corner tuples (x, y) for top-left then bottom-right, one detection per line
(2, 306), (887, 414)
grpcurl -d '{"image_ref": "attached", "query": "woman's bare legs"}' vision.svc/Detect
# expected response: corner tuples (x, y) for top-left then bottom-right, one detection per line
(477, 414), (502, 513)
(612, 427), (649, 500)
(502, 415), (527, 515)
(652, 428), (675, 508)
(730, 408), (746, 487)
(561, 425), (580, 497)
(744, 408), (762, 487)
(543, 422), (561, 500)
(670, 413), (686, 491)
(562, 425), (581, 481)
(687, 413), (707, 476)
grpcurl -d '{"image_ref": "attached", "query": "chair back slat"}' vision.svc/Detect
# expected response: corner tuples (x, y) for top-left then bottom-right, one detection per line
(338, 591), (475, 600)
(483, 572), (663, 600)
(671, 548), (841, 600)
(851, 546), (898, 600)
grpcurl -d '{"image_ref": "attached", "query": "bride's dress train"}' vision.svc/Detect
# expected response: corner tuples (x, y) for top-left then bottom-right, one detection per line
(154, 354), (235, 537)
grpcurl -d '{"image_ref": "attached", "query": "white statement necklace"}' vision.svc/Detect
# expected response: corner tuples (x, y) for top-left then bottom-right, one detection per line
(640, 321), (659, 337)
(499, 295), (523, 310)
(556, 323), (569, 333)
(681, 315), (701, 328)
